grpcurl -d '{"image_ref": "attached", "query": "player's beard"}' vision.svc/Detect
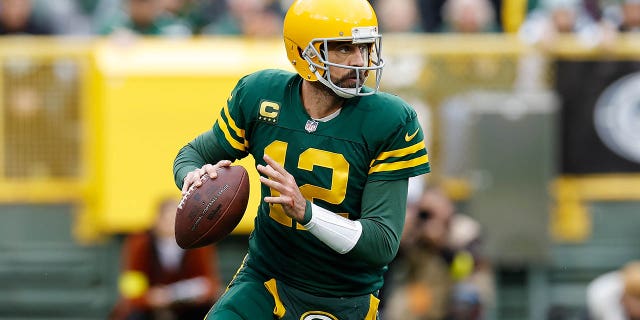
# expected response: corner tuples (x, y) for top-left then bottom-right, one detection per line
(311, 70), (367, 100)
(312, 70), (367, 99)
(334, 70), (367, 89)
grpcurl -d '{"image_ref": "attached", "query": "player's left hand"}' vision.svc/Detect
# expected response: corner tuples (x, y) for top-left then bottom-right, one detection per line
(257, 154), (307, 223)
(180, 160), (232, 195)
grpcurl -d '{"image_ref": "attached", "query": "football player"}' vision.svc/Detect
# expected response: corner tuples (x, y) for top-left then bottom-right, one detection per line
(173, 0), (431, 318)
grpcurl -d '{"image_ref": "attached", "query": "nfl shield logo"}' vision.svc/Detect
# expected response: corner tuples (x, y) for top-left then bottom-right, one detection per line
(305, 120), (319, 133)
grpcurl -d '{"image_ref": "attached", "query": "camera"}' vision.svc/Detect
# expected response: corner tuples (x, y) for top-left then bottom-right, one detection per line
(418, 209), (432, 221)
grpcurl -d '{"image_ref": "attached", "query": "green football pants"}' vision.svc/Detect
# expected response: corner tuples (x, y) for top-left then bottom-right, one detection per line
(205, 270), (379, 320)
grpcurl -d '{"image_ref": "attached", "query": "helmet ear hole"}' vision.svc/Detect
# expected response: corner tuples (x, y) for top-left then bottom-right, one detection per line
(318, 43), (327, 60)
(296, 47), (304, 61)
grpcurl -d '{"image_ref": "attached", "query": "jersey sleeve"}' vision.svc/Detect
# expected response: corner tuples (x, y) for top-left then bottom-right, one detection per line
(173, 75), (254, 189)
(348, 178), (408, 267)
(368, 108), (430, 181)
(212, 76), (252, 160)
(173, 130), (236, 189)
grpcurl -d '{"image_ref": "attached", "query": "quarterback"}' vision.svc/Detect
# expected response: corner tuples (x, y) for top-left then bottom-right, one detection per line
(173, 0), (431, 318)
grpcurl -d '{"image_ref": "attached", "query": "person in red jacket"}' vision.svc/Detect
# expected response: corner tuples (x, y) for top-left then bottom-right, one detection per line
(111, 197), (222, 320)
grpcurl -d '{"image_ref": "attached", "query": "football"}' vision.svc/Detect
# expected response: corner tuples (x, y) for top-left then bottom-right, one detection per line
(175, 165), (250, 249)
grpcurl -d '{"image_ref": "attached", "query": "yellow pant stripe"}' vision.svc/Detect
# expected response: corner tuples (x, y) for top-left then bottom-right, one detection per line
(264, 279), (287, 318)
(364, 294), (380, 320)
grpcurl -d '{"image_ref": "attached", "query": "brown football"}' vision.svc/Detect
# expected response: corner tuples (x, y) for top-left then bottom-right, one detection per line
(175, 165), (250, 249)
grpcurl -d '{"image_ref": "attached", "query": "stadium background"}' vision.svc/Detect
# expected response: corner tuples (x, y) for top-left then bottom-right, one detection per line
(1, 33), (640, 319)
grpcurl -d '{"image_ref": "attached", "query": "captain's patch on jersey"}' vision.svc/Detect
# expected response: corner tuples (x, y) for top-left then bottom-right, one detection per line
(258, 100), (281, 124)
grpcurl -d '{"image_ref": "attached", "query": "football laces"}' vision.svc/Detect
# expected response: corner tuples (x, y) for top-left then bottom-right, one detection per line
(177, 175), (208, 211)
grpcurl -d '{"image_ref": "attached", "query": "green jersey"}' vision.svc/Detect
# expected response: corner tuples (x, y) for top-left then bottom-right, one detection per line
(199, 69), (429, 296)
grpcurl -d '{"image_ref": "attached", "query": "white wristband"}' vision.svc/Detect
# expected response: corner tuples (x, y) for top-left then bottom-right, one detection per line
(303, 203), (362, 254)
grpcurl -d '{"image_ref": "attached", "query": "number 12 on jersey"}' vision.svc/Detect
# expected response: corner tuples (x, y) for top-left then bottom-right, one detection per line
(264, 140), (350, 229)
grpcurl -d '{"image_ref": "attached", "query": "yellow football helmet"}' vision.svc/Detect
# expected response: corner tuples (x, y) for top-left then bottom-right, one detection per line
(283, 0), (385, 98)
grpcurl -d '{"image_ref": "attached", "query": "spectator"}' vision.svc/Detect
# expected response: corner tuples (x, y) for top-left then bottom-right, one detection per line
(382, 185), (493, 320)
(34, 0), (94, 35)
(200, 0), (283, 37)
(447, 212), (494, 320)
(587, 260), (640, 320)
(601, 0), (640, 32)
(619, 0), (640, 31)
(441, 0), (500, 33)
(110, 197), (222, 320)
(383, 184), (454, 320)
(518, 0), (604, 48)
(376, 0), (423, 33)
(160, 0), (226, 35)
(98, 0), (192, 37)
(0, 0), (54, 35)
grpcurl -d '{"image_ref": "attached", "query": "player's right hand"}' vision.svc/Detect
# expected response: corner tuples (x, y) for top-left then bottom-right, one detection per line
(181, 160), (232, 195)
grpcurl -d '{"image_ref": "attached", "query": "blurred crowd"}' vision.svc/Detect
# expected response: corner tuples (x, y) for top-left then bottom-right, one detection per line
(381, 178), (640, 320)
(0, 0), (640, 41)
(379, 177), (495, 320)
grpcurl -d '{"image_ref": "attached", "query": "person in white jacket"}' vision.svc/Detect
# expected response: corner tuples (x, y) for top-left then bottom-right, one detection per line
(587, 261), (640, 320)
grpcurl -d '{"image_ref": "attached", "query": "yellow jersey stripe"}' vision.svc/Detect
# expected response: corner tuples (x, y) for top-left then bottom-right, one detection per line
(369, 154), (429, 174)
(217, 112), (246, 152)
(371, 141), (426, 166)
(223, 104), (245, 139)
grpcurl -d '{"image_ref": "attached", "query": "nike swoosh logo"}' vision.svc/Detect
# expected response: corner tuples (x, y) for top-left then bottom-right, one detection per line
(405, 128), (419, 142)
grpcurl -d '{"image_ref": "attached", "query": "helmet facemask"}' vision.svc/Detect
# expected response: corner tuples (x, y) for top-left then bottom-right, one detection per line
(301, 26), (384, 98)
